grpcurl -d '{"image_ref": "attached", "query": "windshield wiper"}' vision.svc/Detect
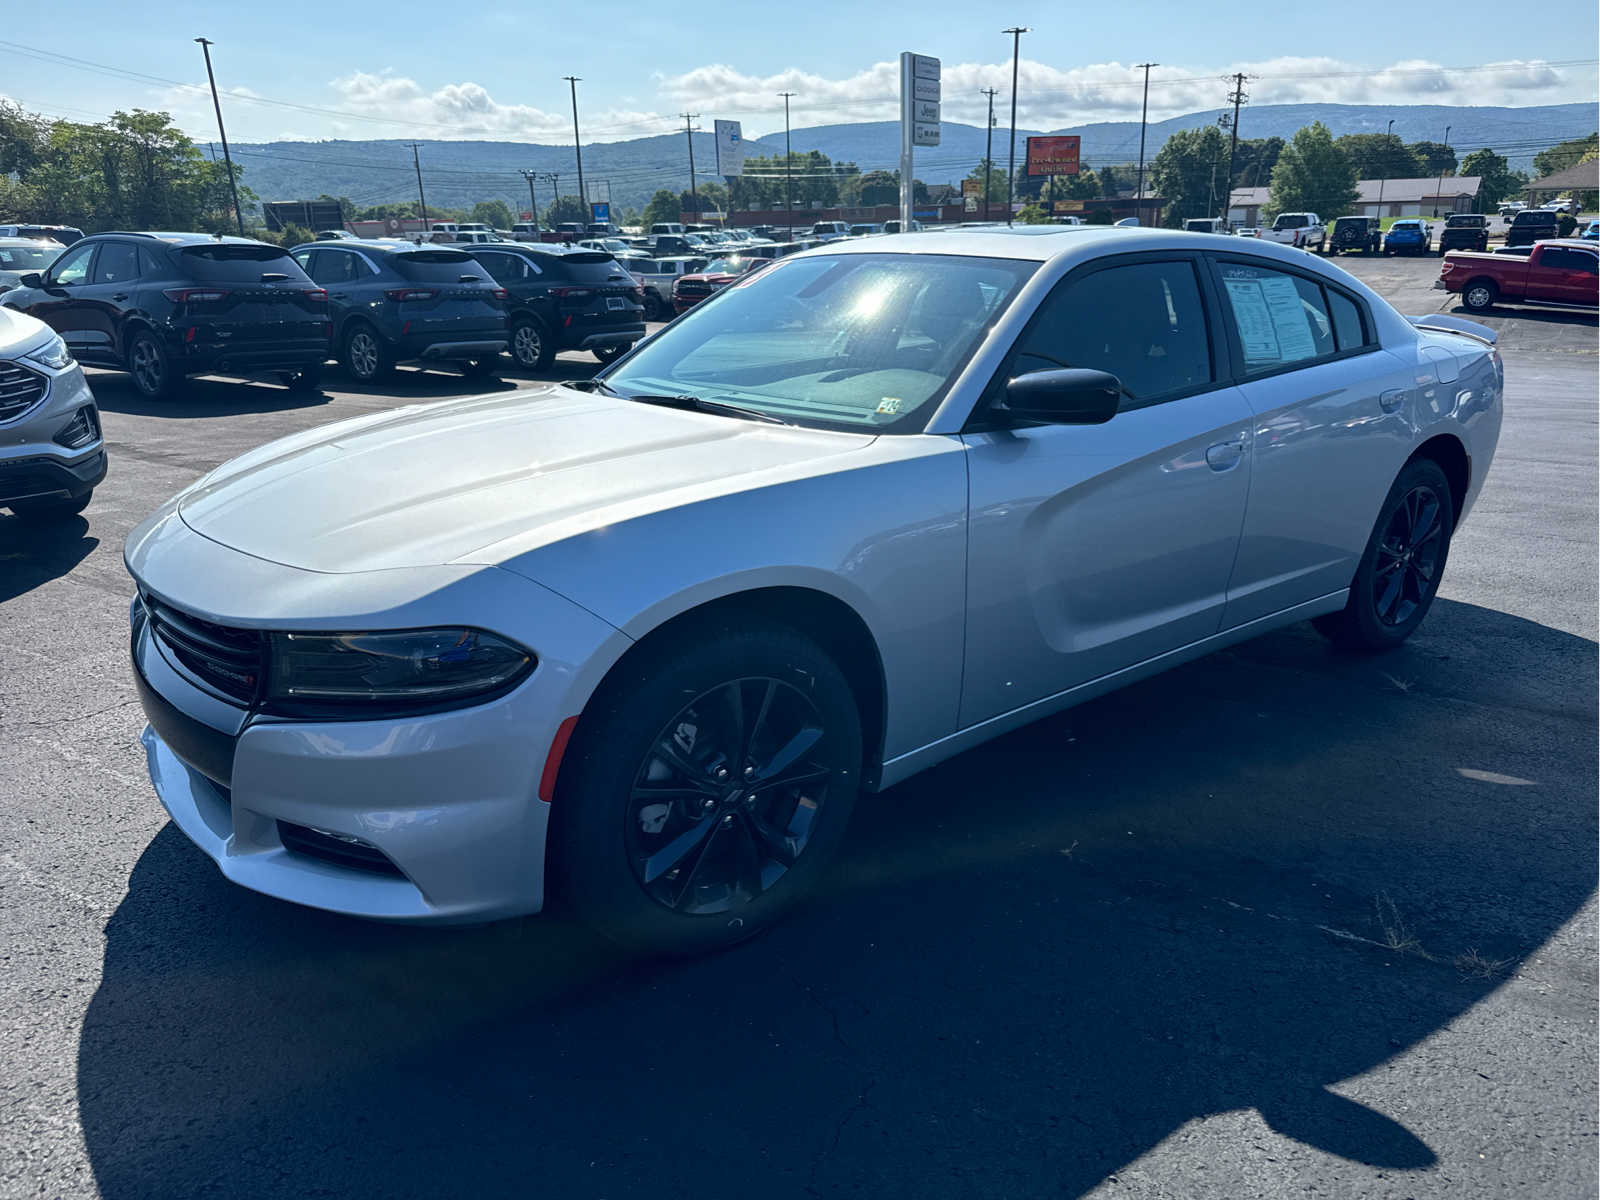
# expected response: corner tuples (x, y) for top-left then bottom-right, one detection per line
(620, 392), (790, 425)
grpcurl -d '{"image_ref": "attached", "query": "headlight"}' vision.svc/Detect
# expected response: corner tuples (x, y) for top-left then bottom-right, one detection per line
(266, 628), (533, 710)
(22, 333), (73, 371)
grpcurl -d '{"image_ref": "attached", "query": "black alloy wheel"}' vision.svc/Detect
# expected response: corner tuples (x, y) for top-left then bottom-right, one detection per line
(550, 621), (862, 956)
(1314, 458), (1454, 651)
(624, 678), (833, 916)
(127, 331), (177, 399)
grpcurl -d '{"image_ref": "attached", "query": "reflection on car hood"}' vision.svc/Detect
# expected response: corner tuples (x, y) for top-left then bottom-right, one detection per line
(176, 385), (875, 572)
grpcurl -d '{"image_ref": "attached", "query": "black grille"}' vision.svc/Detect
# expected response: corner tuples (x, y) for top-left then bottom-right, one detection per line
(676, 281), (713, 298)
(143, 594), (266, 703)
(0, 361), (47, 422)
(277, 821), (404, 877)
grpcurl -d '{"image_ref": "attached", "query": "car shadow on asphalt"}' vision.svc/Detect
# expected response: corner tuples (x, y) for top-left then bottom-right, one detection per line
(1443, 303), (1598, 330)
(0, 515), (97, 603)
(87, 373), (338, 418)
(75, 600), (1597, 1199)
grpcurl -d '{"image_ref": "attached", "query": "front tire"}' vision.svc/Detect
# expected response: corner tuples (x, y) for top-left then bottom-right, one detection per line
(550, 621), (863, 957)
(1313, 458), (1454, 652)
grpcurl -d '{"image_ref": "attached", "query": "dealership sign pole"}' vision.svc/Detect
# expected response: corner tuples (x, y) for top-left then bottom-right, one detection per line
(900, 52), (940, 233)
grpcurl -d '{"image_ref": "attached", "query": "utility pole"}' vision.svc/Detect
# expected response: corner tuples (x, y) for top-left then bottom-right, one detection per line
(779, 91), (796, 241)
(564, 76), (586, 211)
(1377, 118), (1394, 215)
(981, 87), (998, 223)
(408, 142), (430, 233)
(541, 173), (560, 226)
(1003, 26), (1029, 226)
(193, 38), (244, 236)
(681, 113), (699, 216)
(519, 169), (539, 225)
(1220, 72), (1249, 224)
(1134, 63), (1157, 228)
(1432, 124), (1451, 218)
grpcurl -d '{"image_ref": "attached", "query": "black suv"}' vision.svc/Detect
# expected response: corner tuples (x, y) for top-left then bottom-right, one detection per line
(289, 240), (508, 382)
(1327, 216), (1381, 255)
(464, 244), (645, 369)
(1, 232), (330, 398)
(1505, 208), (1559, 248)
(1438, 214), (1490, 254)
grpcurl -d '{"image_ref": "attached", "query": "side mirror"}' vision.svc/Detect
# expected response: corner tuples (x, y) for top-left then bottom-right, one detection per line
(19, 272), (42, 288)
(1000, 368), (1121, 425)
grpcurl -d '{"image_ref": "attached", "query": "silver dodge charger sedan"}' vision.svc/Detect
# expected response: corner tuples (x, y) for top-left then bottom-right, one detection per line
(126, 226), (1503, 955)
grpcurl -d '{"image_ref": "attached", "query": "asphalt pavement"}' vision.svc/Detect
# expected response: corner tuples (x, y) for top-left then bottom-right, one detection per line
(1, 257), (1595, 1199)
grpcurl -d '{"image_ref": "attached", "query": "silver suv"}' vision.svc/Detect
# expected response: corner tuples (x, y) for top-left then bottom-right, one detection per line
(0, 306), (105, 522)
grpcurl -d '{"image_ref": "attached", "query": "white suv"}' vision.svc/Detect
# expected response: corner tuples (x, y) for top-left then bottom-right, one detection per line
(0, 306), (104, 523)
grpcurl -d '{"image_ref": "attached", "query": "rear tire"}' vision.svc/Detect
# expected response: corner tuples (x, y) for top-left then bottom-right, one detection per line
(127, 330), (179, 400)
(550, 621), (863, 957)
(510, 317), (555, 370)
(1461, 280), (1497, 312)
(9, 491), (91, 522)
(1313, 458), (1454, 652)
(340, 323), (391, 383)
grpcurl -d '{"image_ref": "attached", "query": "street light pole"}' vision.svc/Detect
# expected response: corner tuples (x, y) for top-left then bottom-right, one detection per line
(1003, 26), (1029, 226)
(1377, 118), (1394, 215)
(780, 91), (796, 240)
(193, 38), (244, 236)
(981, 87), (998, 223)
(1134, 63), (1157, 228)
(520, 168), (539, 225)
(564, 76), (586, 212)
(1432, 124), (1451, 219)
(408, 142), (430, 235)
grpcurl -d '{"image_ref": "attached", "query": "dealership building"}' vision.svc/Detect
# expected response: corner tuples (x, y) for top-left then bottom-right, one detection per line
(1228, 176), (1483, 225)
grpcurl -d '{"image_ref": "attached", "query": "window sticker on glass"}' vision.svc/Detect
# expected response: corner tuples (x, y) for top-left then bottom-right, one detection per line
(1224, 271), (1318, 368)
(1223, 277), (1280, 363)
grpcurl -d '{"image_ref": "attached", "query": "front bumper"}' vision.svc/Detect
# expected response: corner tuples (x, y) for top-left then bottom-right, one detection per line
(0, 447), (105, 505)
(125, 510), (630, 924)
(0, 359), (106, 504)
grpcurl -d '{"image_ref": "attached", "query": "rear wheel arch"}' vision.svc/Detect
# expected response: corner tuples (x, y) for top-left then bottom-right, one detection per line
(1408, 433), (1470, 522)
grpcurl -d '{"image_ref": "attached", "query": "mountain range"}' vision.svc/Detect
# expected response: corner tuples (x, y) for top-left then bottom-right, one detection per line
(232, 102), (1595, 218)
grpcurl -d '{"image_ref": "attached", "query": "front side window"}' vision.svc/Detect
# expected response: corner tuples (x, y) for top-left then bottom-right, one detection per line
(1542, 248), (1598, 274)
(50, 242), (95, 286)
(602, 252), (1037, 432)
(1218, 262), (1334, 372)
(1011, 259), (1213, 404)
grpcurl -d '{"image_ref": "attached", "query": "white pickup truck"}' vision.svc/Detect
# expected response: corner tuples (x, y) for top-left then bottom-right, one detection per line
(1260, 212), (1326, 252)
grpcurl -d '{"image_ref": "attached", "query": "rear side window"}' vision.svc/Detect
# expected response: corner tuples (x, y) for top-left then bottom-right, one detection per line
(1327, 289), (1367, 351)
(1218, 262), (1335, 372)
(181, 244), (309, 282)
(91, 242), (141, 284)
(391, 250), (481, 282)
(1013, 259), (1214, 405)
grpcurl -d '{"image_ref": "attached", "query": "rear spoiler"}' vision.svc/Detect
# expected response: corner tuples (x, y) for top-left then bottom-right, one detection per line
(1406, 313), (1497, 347)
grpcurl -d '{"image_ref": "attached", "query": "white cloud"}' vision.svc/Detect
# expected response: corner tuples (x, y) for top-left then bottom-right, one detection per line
(659, 55), (1596, 135)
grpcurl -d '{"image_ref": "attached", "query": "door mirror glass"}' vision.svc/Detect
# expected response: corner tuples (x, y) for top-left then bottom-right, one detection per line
(1002, 368), (1121, 425)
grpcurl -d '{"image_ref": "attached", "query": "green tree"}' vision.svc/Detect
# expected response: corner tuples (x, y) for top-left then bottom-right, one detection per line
(470, 199), (514, 229)
(640, 188), (681, 228)
(1458, 148), (1527, 210)
(543, 194), (589, 225)
(1334, 133), (1419, 181)
(1532, 131), (1597, 178)
(1231, 137), (1286, 189)
(1409, 141), (1457, 176)
(1265, 122), (1359, 221)
(1016, 203), (1049, 224)
(1043, 168), (1101, 203)
(1149, 123), (1229, 226)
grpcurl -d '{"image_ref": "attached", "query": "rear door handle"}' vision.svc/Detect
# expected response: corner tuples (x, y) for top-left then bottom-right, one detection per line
(111, 293), (129, 301)
(1205, 440), (1245, 471)
(1380, 388), (1406, 412)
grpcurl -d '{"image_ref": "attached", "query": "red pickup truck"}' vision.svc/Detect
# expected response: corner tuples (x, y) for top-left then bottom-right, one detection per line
(1438, 239), (1598, 312)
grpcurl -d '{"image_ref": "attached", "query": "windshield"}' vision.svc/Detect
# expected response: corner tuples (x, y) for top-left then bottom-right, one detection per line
(600, 252), (1036, 433)
(1274, 215), (1311, 229)
(0, 243), (58, 269)
(701, 257), (759, 275)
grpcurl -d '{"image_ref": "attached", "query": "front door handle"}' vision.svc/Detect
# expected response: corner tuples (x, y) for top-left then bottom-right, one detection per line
(1380, 388), (1406, 412)
(1205, 440), (1245, 471)
(111, 292), (129, 301)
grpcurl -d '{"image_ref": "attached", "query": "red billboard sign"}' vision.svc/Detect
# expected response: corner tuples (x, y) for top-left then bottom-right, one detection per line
(1026, 135), (1081, 176)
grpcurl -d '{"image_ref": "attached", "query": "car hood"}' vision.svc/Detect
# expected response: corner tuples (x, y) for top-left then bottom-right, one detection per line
(0, 301), (52, 354)
(175, 385), (876, 573)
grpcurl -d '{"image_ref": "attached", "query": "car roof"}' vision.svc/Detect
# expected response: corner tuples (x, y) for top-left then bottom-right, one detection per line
(89, 231), (276, 246)
(0, 236), (61, 247)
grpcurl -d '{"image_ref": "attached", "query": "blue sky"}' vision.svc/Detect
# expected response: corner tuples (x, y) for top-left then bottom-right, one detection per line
(3, 0), (1594, 144)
